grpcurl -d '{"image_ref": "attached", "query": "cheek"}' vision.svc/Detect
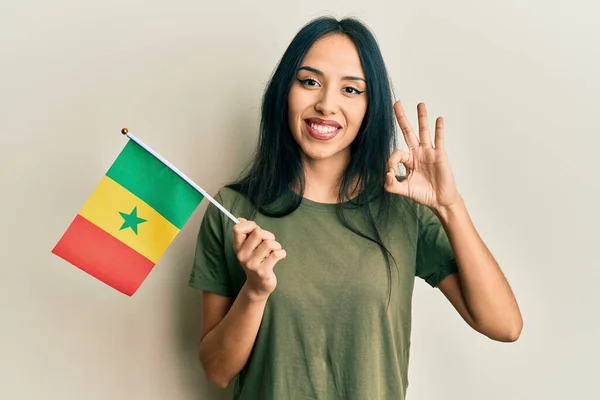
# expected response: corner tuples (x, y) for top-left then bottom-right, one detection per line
(288, 87), (308, 116)
(346, 102), (368, 129)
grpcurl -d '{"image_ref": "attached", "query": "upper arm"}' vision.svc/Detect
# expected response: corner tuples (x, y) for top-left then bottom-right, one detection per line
(437, 273), (478, 331)
(200, 291), (234, 343)
(413, 203), (459, 288)
(191, 191), (236, 343)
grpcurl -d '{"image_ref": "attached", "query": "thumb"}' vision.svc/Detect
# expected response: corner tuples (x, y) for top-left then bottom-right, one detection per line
(385, 169), (409, 197)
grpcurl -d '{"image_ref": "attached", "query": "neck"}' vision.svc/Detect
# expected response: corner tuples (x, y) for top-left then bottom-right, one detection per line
(298, 151), (357, 204)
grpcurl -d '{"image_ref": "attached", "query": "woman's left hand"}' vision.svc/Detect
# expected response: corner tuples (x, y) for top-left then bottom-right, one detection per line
(384, 101), (462, 210)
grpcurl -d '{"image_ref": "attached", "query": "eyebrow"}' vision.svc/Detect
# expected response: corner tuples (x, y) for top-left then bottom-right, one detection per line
(298, 66), (366, 83)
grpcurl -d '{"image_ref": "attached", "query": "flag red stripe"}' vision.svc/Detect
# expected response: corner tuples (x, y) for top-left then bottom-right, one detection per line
(52, 214), (155, 296)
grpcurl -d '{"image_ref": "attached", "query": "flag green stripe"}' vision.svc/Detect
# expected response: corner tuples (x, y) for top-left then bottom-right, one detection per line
(106, 140), (204, 229)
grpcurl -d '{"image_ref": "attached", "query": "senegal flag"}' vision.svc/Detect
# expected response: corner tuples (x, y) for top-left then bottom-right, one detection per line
(52, 134), (204, 296)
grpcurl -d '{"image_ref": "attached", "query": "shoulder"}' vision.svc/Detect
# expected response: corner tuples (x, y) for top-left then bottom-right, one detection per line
(212, 186), (246, 208)
(387, 194), (439, 225)
(385, 193), (420, 221)
(195, 186), (252, 246)
(204, 185), (256, 222)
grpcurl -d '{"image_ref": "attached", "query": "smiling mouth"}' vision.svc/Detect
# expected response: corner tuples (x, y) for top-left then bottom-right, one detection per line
(303, 119), (342, 141)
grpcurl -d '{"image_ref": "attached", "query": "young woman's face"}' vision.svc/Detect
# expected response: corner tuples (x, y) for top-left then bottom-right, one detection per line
(287, 34), (368, 163)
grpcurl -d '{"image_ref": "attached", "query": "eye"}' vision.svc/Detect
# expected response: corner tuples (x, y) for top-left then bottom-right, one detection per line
(297, 78), (320, 87)
(343, 86), (364, 95)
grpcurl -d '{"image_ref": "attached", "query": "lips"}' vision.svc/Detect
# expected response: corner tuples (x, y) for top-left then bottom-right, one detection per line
(304, 117), (342, 129)
(303, 118), (342, 141)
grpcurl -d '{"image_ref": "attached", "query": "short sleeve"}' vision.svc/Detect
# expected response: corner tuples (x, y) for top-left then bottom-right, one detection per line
(415, 203), (458, 288)
(188, 191), (235, 297)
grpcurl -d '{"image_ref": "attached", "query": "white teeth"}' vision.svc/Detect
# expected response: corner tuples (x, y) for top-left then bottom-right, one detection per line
(310, 123), (337, 134)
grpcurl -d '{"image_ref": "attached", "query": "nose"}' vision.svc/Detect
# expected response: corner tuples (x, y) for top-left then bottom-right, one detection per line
(314, 87), (339, 116)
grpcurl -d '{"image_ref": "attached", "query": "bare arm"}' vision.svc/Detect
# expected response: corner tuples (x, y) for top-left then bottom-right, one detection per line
(198, 218), (285, 388)
(385, 101), (522, 342)
(199, 286), (269, 388)
(435, 198), (523, 342)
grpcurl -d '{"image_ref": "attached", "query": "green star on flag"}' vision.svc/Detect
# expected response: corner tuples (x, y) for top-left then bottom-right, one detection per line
(119, 206), (147, 234)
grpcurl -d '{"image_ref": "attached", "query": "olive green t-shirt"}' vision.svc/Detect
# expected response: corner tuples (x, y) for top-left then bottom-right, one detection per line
(188, 186), (458, 399)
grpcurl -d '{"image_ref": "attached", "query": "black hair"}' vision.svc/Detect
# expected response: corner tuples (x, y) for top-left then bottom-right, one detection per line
(227, 15), (400, 309)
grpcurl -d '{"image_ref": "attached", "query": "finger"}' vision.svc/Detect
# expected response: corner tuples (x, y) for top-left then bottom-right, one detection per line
(232, 219), (258, 250)
(394, 100), (420, 149)
(385, 167), (409, 197)
(254, 240), (283, 264)
(417, 103), (432, 147)
(239, 228), (276, 260)
(249, 227), (276, 243)
(261, 249), (287, 269)
(388, 148), (412, 171)
(434, 116), (445, 150)
(232, 218), (256, 235)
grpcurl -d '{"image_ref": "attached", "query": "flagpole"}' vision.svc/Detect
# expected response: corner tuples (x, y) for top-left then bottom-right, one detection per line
(120, 128), (240, 225)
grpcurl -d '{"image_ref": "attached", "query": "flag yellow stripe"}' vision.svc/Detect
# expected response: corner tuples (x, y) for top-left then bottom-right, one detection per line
(79, 175), (180, 263)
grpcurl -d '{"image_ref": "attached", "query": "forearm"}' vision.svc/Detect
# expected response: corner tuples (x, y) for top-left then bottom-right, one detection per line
(200, 283), (268, 388)
(435, 197), (523, 340)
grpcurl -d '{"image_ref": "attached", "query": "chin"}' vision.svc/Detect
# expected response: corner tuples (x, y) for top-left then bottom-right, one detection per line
(295, 134), (333, 160)
(301, 148), (335, 161)
(298, 141), (348, 162)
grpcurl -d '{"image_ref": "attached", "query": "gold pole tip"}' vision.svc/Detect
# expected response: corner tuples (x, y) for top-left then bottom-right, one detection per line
(121, 128), (129, 135)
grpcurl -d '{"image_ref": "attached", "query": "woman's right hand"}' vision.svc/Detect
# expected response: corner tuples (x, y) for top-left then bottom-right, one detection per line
(233, 218), (286, 301)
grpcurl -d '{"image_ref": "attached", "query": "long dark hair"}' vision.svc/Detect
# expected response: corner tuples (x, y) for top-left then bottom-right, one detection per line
(227, 16), (400, 308)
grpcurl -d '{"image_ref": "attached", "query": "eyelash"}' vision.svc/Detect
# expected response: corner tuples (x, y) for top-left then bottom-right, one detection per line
(296, 78), (365, 95)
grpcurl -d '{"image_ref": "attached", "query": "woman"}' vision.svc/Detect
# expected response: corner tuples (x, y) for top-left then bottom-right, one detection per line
(188, 15), (522, 399)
